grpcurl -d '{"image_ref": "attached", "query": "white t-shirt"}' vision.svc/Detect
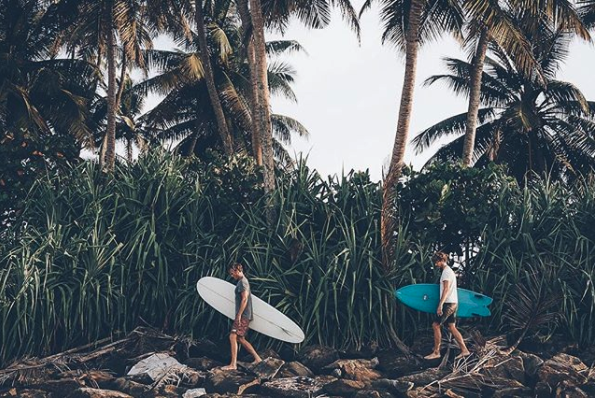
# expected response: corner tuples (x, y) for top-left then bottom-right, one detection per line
(440, 266), (458, 304)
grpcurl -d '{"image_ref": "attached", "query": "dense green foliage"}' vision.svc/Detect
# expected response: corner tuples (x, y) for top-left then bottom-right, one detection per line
(2, 154), (595, 366)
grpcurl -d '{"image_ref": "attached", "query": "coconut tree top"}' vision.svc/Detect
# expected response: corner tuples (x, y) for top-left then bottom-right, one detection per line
(414, 24), (595, 182)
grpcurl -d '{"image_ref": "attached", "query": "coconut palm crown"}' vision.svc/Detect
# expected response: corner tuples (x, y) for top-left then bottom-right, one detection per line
(413, 24), (595, 182)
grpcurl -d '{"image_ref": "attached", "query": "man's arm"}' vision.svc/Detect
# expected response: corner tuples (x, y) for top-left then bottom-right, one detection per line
(236, 290), (249, 321)
(437, 280), (450, 315)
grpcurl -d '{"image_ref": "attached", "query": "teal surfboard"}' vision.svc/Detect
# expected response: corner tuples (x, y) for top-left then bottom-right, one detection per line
(395, 284), (492, 318)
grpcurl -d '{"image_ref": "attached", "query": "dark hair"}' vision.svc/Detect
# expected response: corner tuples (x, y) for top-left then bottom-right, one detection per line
(432, 251), (449, 263)
(228, 262), (243, 272)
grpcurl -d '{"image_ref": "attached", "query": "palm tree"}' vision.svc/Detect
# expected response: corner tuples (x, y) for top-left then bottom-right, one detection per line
(360, 0), (464, 269)
(578, 0), (595, 28)
(244, 0), (361, 200)
(54, 0), (186, 171)
(461, 0), (590, 168)
(133, 11), (307, 164)
(413, 26), (595, 182)
(90, 75), (152, 162)
(0, 0), (97, 144)
(195, 0), (234, 155)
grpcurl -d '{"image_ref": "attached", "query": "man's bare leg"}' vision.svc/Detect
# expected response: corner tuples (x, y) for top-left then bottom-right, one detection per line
(424, 322), (442, 360)
(221, 332), (239, 370)
(238, 336), (262, 364)
(449, 323), (470, 359)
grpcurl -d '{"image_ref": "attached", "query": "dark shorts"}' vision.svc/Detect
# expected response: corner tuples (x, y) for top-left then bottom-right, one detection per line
(231, 317), (251, 337)
(434, 303), (458, 325)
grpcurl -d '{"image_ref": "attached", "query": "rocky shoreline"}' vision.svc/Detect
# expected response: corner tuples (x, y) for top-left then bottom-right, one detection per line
(1, 327), (594, 398)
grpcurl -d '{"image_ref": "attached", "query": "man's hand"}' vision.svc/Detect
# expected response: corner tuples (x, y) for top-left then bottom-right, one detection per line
(437, 305), (443, 316)
(235, 315), (241, 324)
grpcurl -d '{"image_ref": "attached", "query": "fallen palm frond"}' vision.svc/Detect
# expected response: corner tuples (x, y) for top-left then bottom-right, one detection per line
(0, 327), (172, 387)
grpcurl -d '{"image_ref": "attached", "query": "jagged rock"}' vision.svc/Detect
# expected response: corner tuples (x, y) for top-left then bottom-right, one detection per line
(354, 390), (394, 398)
(181, 369), (206, 387)
(555, 383), (590, 398)
(251, 357), (285, 380)
(324, 358), (382, 383)
(278, 362), (314, 378)
(405, 386), (434, 398)
(298, 345), (339, 373)
(443, 389), (464, 398)
(323, 379), (366, 396)
(538, 353), (588, 388)
(516, 350), (544, 377)
(371, 378), (413, 395)
(0, 389), (49, 398)
(28, 379), (84, 395)
(126, 372), (153, 384)
(65, 388), (133, 398)
(376, 351), (423, 378)
(128, 353), (187, 381)
(394, 368), (449, 386)
(535, 381), (553, 398)
(371, 379), (415, 396)
(185, 357), (224, 371)
(260, 376), (336, 398)
(482, 355), (526, 384)
(259, 348), (281, 359)
(201, 395), (262, 398)
(189, 339), (229, 362)
(339, 343), (379, 359)
(183, 388), (207, 398)
(204, 368), (260, 394)
(57, 370), (116, 388)
(484, 377), (531, 397)
(111, 378), (152, 396)
(152, 384), (188, 397)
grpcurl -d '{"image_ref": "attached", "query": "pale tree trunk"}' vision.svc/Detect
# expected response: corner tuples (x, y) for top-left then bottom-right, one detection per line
(462, 27), (489, 167)
(103, 7), (117, 172)
(188, 120), (201, 156)
(126, 138), (133, 163)
(237, 0), (262, 165)
(381, 0), (423, 270)
(116, 52), (127, 111)
(249, 0), (275, 197)
(195, 0), (234, 156)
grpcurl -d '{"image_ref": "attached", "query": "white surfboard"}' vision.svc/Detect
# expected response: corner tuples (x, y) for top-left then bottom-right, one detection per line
(196, 276), (305, 344)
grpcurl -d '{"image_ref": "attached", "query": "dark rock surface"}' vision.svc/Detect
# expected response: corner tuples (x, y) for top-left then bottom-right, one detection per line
(0, 328), (592, 398)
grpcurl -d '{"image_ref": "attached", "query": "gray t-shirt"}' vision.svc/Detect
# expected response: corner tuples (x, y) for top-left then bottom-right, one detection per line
(235, 276), (253, 320)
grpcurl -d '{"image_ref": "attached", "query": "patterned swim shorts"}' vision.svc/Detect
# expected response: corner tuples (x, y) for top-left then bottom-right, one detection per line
(435, 303), (458, 325)
(231, 317), (251, 337)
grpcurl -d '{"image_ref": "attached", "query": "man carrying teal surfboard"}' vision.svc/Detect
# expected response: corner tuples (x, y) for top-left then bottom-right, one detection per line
(424, 252), (471, 360)
(222, 263), (262, 370)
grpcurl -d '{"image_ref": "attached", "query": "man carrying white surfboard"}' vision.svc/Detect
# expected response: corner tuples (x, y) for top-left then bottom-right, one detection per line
(222, 262), (262, 370)
(424, 252), (471, 360)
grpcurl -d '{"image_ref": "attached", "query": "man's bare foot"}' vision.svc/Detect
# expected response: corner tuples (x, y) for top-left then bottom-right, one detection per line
(252, 355), (263, 365)
(221, 364), (237, 370)
(455, 351), (471, 360)
(424, 352), (441, 360)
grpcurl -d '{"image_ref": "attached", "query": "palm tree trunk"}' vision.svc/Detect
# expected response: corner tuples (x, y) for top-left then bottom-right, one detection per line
(237, 0), (262, 165)
(195, 0), (234, 156)
(126, 138), (133, 163)
(249, 0), (275, 196)
(103, 8), (117, 172)
(100, 51), (126, 168)
(462, 27), (489, 167)
(116, 52), (127, 110)
(381, 0), (423, 270)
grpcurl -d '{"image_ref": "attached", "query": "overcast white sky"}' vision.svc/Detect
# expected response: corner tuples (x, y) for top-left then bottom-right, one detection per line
(265, 2), (595, 182)
(145, 2), (595, 182)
